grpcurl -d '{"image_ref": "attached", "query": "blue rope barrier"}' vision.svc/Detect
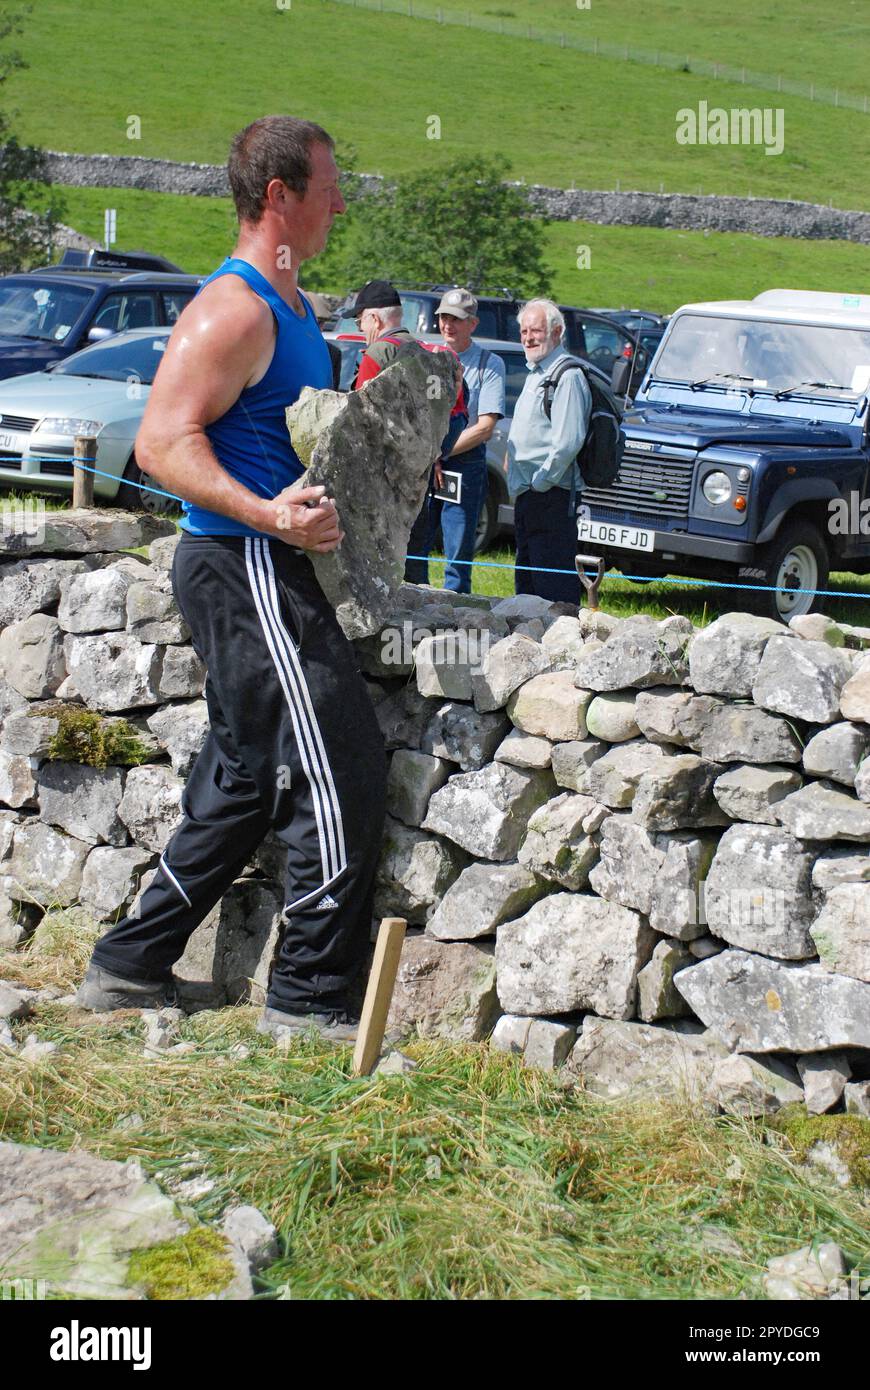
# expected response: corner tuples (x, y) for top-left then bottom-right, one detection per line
(4, 452), (870, 604)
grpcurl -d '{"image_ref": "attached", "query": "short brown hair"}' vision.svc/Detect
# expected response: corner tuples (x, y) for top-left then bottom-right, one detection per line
(228, 115), (334, 223)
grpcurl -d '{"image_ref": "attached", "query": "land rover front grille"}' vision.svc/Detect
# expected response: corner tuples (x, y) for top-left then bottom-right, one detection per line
(580, 450), (695, 523)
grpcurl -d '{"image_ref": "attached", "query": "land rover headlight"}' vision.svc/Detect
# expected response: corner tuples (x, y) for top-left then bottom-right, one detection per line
(702, 470), (732, 505)
(34, 417), (103, 437)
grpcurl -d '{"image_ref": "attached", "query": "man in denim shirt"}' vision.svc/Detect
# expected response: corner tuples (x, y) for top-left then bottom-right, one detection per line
(507, 299), (591, 603)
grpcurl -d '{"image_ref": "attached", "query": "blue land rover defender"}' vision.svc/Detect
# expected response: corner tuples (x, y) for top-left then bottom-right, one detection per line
(586, 289), (870, 621)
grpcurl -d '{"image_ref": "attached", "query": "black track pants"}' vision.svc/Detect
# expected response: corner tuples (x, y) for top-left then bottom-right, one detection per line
(89, 532), (388, 1014)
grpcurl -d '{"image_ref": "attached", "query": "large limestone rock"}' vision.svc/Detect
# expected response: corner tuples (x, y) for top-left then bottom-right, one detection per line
(629, 753), (725, 831)
(37, 762), (127, 846)
(285, 351), (455, 638)
(703, 825), (817, 958)
(585, 691), (640, 742)
(752, 635), (851, 723)
(550, 737), (607, 789)
(0, 508), (175, 556)
(773, 780), (870, 842)
(839, 667), (870, 722)
(712, 764), (802, 824)
(634, 687), (695, 745)
(126, 572), (190, 644)
(375, 685), (441, 751)
(637, 938), (694, 1021)
(118, 765), (184, 853)
(422, 764), (555, 861)
(7, 819), (91, 907)
(374, 816), (466, 925)
(79, 845), (156, 921)
(674, 696), (802, 764)
(572, 623), (690, 691)
(802, 722), (870, 786)
(674, 948), (870, 1052)
(57, 566), (132, 633)
(386, 749), (451, 827)
(495, 893), (655, 1018)
(63, 633), (163, 711)
(145, 700), (209, 777)
(414, 632), (477, 700)
(810, 884), (870, 983)
(385, 935), (499, 1041)
(0, 556), (91, 627)
(0, 1140), (188, 1299)
(710, 1054), (804, 1116)
(812, 849), (870, 891)
(687, 612), (785, 697)
(0, 751), (37, 809)
(471, 633), (550, 712)
(427, 862), (548, 941)
(157, 644), (206, 700)
(420, 701), (508, 771)
(576, 739), (668, 807)
(589, 816), (716, 940)
(494, 729), (553, 769)
(797, 1054), (851, 1115)
(540, 615), (586, 669)
(568, 1016), (729, 1102)
(517, 792), (605, 890)
(0, 613), (66, 698)
(507, 671), (592, 741)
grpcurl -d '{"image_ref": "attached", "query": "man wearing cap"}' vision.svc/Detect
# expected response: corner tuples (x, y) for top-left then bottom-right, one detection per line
(410, 288), (506, 593)
(348, 279), (424, 388)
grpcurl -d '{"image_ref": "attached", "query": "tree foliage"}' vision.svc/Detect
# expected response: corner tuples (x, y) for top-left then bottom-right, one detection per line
(311, 154), (552, 298)
(0, 7), (65, 272)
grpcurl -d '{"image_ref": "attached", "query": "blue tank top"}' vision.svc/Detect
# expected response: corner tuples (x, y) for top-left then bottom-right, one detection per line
(180, 257), (332, 537)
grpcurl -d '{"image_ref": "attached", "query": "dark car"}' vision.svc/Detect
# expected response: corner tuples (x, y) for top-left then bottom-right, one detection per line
(335, 286), (650, 397)
(0, 250), (201, 380)
(327, 331), (610, 550)
(578, 289), (870, 621)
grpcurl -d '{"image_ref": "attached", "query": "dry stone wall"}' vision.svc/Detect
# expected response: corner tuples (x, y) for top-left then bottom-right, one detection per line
(1, 514), (870, 1120)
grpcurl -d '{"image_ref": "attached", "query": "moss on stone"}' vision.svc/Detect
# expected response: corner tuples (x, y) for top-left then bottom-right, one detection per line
(126, 1227), (236, 1300)
(34, 704), (152, 769)
(768, 1103), (870, 1187)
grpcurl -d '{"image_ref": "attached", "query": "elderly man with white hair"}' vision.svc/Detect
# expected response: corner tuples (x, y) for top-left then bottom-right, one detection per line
(506, 298), (591, 603)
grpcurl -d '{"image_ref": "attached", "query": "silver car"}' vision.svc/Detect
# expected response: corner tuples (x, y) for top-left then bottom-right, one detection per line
(0, 326), (177, 515)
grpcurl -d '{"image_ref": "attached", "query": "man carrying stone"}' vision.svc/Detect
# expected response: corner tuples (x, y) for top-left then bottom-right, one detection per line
(507, 298), (590, 605)
(75, 115), (387, 1043)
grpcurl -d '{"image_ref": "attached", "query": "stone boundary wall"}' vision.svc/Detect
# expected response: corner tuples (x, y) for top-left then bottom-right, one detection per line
(42, 150), (870, 245)
(1, 511), (869, 1119)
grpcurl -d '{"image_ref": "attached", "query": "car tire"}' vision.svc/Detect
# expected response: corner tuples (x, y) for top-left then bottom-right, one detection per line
(116, 455), (180, 517)
(740, 518), (829, 623)
(475, 478), (501, 553)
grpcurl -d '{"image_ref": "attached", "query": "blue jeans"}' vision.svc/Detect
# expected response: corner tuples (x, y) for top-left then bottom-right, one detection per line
(407, 452), (488, 594)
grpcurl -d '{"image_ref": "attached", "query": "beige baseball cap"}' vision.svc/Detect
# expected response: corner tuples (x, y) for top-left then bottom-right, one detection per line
(435, 287), (478, 319)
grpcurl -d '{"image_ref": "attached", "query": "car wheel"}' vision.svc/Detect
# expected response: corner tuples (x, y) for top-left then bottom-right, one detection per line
(742, 519), (829, 622)
(474, 479), (501, 553)
(116, 455), (180, 517)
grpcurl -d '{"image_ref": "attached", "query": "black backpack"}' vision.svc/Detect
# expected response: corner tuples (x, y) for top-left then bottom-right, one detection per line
(541, 357), (625, 492)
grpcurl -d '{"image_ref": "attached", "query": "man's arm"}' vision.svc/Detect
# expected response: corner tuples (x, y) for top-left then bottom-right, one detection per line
(448, 354), (506, 457)
(530, 368), (591, 492)
(136, 278), (342, 551)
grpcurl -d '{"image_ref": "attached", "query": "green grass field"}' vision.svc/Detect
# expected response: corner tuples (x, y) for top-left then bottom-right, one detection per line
(7, 0), (870, 210)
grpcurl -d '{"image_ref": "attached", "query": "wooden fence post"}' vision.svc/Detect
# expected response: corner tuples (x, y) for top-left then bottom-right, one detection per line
(73, 435), (96, 509)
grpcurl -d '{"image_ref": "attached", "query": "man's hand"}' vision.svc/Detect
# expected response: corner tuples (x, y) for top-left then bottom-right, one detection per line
(267, 485), (345, 551)
(433, 460), (445, 490)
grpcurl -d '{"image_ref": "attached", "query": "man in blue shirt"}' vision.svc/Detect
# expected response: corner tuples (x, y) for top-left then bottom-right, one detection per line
(75, 116), (385, 1045)
(507, 298), (591, 604)
(406, 287), (506, 593)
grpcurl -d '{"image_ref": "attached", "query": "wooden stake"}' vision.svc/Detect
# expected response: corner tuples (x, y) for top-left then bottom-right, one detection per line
(73, 435), (96, 509)
(352, 917), (406, 1076)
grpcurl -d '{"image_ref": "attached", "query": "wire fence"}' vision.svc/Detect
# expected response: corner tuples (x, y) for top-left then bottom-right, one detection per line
(3, 453), (870, 606)
(318, 0), (870, 115)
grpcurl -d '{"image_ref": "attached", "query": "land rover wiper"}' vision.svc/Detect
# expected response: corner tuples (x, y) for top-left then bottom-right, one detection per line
(688, 373), (755, 391)
(774, 380), (852, 400)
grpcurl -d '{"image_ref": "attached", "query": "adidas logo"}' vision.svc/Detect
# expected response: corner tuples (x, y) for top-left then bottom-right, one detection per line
(315, 894), (339, 911)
